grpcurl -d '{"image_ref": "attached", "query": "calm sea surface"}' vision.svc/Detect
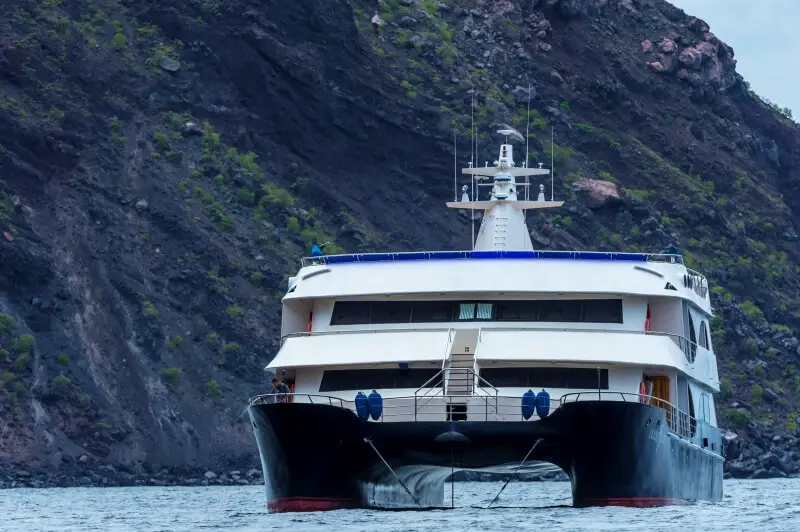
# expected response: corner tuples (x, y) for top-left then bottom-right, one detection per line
(1, 479), (798, 531)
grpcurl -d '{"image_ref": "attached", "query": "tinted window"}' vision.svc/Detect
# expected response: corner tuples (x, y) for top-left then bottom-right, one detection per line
(411, 301), (456, 322)
(496, 301), (539, 321)
(330, 301), (371, 325)
(480, 367), (609, 389)
(582, 299), (623, 323)
(328, 299), (624, 325)
(539, 300), (582, 322)
(370, 302), (412, 324)
(319, 369), (442, 392)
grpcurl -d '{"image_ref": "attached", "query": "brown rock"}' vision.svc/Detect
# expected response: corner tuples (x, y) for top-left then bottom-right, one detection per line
(641, 39), (653, 53)
(3, 231), (14, 242)
(696, 41), (717, 58)
(678, 47), (703, 69)
(689, 17), (710, 33)
(550, 68), (564, 84)
(648, 61), (666, 73)
(573, 179), (622, 209)
(659, 38), (677, 53)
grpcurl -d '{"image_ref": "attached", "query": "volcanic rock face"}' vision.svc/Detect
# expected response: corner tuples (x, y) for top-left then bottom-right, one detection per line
(0, 0), (800, 481)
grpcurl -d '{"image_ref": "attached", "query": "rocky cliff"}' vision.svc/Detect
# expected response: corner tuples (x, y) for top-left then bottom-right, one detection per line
(2, 0), (800, 483)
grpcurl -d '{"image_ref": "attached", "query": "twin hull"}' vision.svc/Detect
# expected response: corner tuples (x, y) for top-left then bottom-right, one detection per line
(248, 400), (723, 512)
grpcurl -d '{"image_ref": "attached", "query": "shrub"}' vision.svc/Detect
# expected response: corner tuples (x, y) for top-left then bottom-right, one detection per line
(15, 353), (30, 370)
(727, 408), (750, 428)
(51, 375), (71, 396)
(751, 384), (763, 405)
(226, 305), (244, 318)
(222, 342), (239, 354)
(160, 367), (182, 388)
(168, 335), (184, 351)
(13, 334), (35, 354)
(56, 353), (70, 366)
(205, 333), (220, 346)
(206, 380), (221, 397)
(143, 300), (159, 317)
(740, 301), (765, 323)
(0, 313), (13, 334)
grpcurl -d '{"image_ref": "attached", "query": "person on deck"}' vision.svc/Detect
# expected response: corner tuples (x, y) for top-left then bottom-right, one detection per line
(270, 378), (291, 403)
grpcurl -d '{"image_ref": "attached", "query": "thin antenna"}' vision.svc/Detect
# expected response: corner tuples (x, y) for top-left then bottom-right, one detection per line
(524, 84), (531, 221)
(550, 126), (555, 201)
(471, 90), (475, 250)
(453, 124), (457, 202)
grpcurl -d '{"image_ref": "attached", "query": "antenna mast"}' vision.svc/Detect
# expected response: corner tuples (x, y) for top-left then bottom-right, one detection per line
(471, 90), (475, 250)
(551, 126), (555, 201)
(524, 84), (531, 222)
(453, 125), (457, 202)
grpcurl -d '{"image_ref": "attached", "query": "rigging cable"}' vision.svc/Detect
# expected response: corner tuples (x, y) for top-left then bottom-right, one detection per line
(364, 438), (422, 508)
(485, 438), (544, 509)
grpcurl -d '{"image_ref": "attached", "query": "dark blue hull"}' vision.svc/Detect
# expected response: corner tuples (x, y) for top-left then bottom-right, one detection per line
(248, 400), (723, 512)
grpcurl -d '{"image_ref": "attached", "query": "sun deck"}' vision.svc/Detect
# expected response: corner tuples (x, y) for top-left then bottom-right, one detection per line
(301, 250), (685, 267)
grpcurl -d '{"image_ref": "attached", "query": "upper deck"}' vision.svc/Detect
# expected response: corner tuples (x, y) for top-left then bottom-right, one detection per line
(286, 250), (712, 314)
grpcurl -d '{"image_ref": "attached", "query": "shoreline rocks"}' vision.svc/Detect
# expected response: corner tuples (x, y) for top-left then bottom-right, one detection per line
(0, 466), (264, 489)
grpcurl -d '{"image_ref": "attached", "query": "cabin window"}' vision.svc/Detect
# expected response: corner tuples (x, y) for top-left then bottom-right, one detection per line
(458, 303), (476, 320)
(581, 299), (624, 323)
(329, 299), (623, 325)
(539, 300), (582, 322)
(318, 368), (442, 392)
(495, 301), (539, 321)
(699, 321), (709, 349)
(411, 301), (456, 322)
(479, 367), (609, 389)
(330, 301), (372, 325)
(476, 303), (493, 320)
(370, 302), (413, 324)
(688, 314), (697, 360)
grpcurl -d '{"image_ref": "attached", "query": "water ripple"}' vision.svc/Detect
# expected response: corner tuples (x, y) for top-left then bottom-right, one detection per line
(1, 480), (799, 531)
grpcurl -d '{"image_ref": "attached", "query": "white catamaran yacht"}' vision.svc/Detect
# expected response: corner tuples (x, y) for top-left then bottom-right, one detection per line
(248, 132), (724, 512)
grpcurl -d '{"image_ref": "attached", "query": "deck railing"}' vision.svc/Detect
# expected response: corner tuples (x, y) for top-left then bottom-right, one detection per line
(248, 390), (699, 439)
(560, 392), (697, 439)
(299, 250), (686, 268)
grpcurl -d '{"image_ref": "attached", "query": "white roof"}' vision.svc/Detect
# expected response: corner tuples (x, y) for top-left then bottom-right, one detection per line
(266, 329), (451, 370)
(285, 258), (712, 314)
(477, 329), (689, 369)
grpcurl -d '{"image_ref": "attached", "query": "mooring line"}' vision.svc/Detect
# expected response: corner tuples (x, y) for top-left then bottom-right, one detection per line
(485, 438), (544, 509)
(364, 437), (423, 508)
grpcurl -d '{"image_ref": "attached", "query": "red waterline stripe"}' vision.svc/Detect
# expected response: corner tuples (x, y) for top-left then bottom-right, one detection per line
(267, 496), (360, 513)
(581, 497), (691, 508)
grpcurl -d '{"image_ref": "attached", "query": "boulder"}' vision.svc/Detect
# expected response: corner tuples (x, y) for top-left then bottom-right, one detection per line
(158, 56), (181, 72)
(573, 179), (622, 209)
(722, 430), (741, 460)
(204, 470), (217, 479)
(641, 39), (653, 53)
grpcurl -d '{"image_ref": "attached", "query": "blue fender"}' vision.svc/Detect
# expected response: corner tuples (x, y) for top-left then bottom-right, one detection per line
(355, 392), (369, 420)
(367, 390), (383, 421)
(535, 389), (550, 419)
(521, 389), (536, 420)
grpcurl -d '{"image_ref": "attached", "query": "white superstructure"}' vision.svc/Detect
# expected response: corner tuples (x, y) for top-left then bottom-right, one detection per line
(266, 131), (720, 433)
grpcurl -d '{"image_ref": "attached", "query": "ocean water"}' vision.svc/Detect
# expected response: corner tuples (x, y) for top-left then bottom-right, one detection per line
(2, 479), (799, 532)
